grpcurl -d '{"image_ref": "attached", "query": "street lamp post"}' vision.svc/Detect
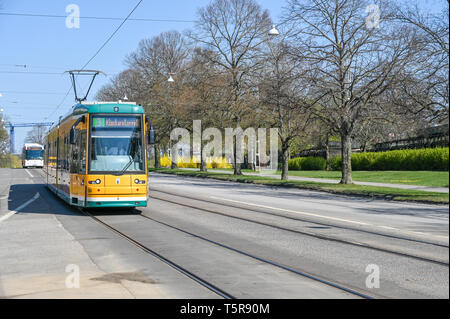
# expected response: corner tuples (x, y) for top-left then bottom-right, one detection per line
(166, 73), (178, 169)
(253, 24), (280, 172)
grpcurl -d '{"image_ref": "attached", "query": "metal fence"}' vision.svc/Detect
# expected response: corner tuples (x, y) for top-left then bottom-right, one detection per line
(371, 125), (449, 152)
(296, 125), (449, 158)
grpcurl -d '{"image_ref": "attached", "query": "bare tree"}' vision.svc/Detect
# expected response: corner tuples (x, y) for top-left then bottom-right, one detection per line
(284, 0), (415, 183)
(179, 48), (230, 171)
(25, 125), (46, 145)
(96, 68), (146, 102)
(392, 0), (449, 124)
(258, 40), (315, 179)
(126, 31), (190, 169)
(187, 0), (272, 175)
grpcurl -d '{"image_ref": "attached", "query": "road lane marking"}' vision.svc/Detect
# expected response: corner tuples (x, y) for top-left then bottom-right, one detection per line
(0, 192), (40, 224)
(211, 196), (449, 241)
(405, 231), (449, 239)
(210, 196), (369, 226)
(25, 169), (33, 178)
(380, 226), (397, 230)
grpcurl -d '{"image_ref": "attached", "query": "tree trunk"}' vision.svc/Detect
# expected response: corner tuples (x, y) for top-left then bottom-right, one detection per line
(200, 139), (207, 172)
(325, 134), (331, 171)
(171, 159), (178, 169)
(171, 146), (178, 169)
(233, 130), (242, 175)
(233, 139), (242, 175)
(340, 133), (353, 184)
(154, 144), (161, 169)
(281, 141), (289, 180)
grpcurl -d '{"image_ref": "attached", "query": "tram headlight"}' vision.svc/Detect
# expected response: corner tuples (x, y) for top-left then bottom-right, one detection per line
(96, 179), (101, 184)
(89, 179), (102, 185)
(134, 179), (146, 184)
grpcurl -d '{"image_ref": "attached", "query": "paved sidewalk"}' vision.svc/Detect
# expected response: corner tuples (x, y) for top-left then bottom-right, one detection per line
(0, 168), (217, 299)
(0, 169), (13, 216)
(179, 168), (449, 194)
(0, 190), (140, 298)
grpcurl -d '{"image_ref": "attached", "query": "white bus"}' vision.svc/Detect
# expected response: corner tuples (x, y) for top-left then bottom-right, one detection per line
(22, 143), (44, 168)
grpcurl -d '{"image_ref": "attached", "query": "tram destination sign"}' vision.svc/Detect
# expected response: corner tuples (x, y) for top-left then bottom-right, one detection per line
(93, 116), (140, 128)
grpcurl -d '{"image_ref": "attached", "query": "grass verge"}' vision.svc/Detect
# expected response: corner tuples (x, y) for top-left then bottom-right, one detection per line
(284, 170), (449, 187)
(150, 168), (449, 205)
(203, 169), (449, 187)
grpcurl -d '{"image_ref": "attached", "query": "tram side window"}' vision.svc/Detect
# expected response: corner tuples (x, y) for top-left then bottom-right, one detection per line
(47, 141), (51, 166)
(54, 140), (58, 167)
(64, 134), (69, 171)
(51, 139), (56, 167)
(58, 137), (63, 169)
(46, 142), (50, 166)
(47, 139), (55, 169)
(70, 131), (80, 173)
(70, 130), (86, 174)
(80, 132), (86, 173)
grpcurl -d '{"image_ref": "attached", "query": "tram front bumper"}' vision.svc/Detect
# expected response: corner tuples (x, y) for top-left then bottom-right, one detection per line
(86, 196), (147, 208)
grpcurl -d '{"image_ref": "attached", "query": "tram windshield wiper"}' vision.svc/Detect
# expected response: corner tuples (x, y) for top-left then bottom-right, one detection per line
(114, 157), (134, 176)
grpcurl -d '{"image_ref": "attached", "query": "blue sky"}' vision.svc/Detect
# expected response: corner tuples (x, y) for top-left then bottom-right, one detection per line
(0, 0), (444, 153)
(0, 0), (284, 152)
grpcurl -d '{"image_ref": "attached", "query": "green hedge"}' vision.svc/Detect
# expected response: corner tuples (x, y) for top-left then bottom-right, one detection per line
(328, 156), (342, 171)
(288, 156), (327, 170)
(290, 147), (449, 171)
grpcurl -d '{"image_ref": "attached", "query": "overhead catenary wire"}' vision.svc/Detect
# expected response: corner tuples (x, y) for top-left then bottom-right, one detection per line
(44, 0), (144, 121)
(0, 63), (122, 72)
(0, 71), (118, 76)
(0, 12), (195, 23)
(0, 90), (68, 95)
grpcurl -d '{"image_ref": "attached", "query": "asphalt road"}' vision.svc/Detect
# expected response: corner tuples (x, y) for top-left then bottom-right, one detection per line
(0, 168), (448, 298)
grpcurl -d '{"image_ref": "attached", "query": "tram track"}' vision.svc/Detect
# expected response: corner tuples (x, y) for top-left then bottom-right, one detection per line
(31, 169), (236, 299)
(79, 208), (236, 299)
(148, 188), (449, 267)
(81, 207), (375, 299)
(35, 169), (373, 298)
(30, 169), (447, 298)
(139, 212), (377, 299)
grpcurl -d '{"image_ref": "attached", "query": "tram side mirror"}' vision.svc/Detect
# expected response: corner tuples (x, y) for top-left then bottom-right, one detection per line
(69, 128), (76, 144)
(148, 129), (155, 145)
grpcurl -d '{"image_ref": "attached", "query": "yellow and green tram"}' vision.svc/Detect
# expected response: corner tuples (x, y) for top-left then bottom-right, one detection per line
(45, 101), (152, 208)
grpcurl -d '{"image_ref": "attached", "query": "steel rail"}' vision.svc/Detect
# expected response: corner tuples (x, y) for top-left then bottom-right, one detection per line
(80, 209), (236, 299)
(140, 213), (376, 299)
(149, 187), (448, 248)
(149, 189), (449, 267)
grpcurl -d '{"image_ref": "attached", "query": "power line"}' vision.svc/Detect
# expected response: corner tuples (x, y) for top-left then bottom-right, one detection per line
(0, 90), (67, 95)
(0, 63), (120, 72)
(45, 0), (145, 121)
(0, 71), (64, 75)
(0, 71), (117, 76)
(0, 12), (194, 23)
(80, 0), (144, 71)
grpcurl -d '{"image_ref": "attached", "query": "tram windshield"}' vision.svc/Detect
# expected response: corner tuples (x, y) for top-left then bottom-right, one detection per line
(89, 115), (145, 173)
(25, 149), (44, 160)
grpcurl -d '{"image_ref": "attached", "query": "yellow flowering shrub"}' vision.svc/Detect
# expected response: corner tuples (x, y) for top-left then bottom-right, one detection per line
(159, 155), (232, 169)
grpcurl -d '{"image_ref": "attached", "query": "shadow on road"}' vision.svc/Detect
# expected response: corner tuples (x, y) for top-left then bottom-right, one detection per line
(8, 183), (143, 217)
(8, 184), (77, 216)
(86, 208), (142, 216)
